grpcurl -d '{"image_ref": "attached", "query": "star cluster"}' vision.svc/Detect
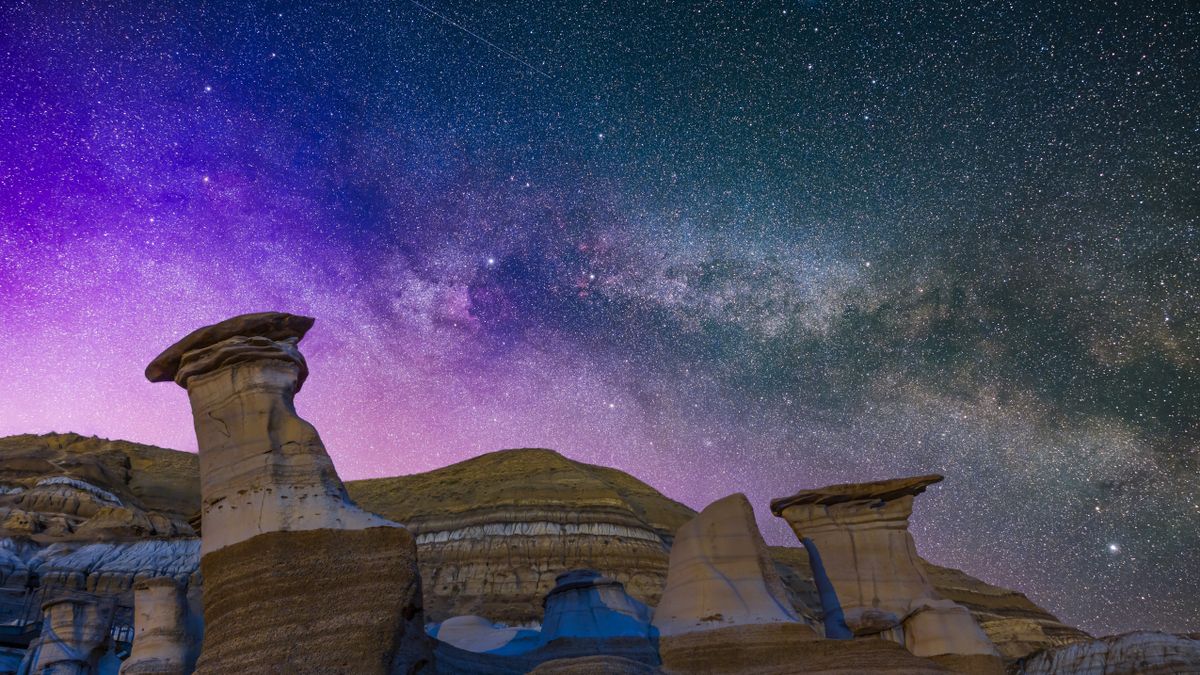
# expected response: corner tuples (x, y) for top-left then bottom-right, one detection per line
(0, 1), (1196, 635)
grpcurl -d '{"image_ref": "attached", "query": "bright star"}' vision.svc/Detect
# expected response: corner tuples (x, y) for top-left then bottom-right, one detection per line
(1108, 543), (1120, 554)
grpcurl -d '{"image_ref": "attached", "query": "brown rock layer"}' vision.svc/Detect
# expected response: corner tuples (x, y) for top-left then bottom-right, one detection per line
(657, 623), (948, 674)
(196, 527), (432, 674)
(0, 433), (199, 543)
(347, 448), (695, 625)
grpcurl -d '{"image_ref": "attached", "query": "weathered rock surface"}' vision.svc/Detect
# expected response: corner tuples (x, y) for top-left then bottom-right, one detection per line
(1, 432), (1106, 670)
(148, 314), (392, 555)
(0, 433), (198, 543)
(772, 475), (1000, 663)
(120, 577), (200, 675)
(653, 493), (809, 638)
(1015, 631), (1200, 674)
(347, 448), (696, 626)
(918, 560), (1090, 659)
(196, 526), (432, 674)
(149, 313), (431, 674)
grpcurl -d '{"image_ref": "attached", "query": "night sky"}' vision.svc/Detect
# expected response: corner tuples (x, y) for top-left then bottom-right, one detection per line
(1, 1), (1196, 636)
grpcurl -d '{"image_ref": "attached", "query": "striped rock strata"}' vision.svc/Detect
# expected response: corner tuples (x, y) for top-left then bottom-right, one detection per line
(348, 448), (696, 626)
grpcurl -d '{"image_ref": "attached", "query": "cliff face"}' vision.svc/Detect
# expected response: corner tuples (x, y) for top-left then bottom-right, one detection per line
(346, 448), (695, 625)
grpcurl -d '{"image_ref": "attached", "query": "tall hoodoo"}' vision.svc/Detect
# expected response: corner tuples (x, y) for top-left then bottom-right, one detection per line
(147, 312), (432, 674)
(146, 312), (391, 555)
(770, 474), (1000, 664)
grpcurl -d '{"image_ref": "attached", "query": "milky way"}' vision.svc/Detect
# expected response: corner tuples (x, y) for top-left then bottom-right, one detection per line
(0, 1), (1196, 636)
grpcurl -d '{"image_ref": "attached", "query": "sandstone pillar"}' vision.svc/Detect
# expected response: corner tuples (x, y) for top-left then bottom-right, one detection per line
(145, 312), (391, 555)
(147, 312), (432, 674)
(119, 577), (197, 675)
(29, 595), (112, 675)
(770, 475), (999, 663)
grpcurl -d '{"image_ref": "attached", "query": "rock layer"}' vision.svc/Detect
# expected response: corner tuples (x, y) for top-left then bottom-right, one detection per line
(1016, 631), (1200, 675)
(653, 493), (808, 638)
(348, 448), (695, 625)
(771, 475), (999, 662)
(0, 433), (198, 543)
(196, 526), (431, 674)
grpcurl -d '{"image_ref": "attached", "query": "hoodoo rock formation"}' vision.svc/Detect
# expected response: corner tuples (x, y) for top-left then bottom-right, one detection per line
(147, 312), (432, 674)
(119, 577), (199, 675)
(771, 474), (1003, 672)
(536, 569), (658, 665)
(3, 429), (1145, 673)
(26, 594), (116, 674)
(146, 312), (391, 554)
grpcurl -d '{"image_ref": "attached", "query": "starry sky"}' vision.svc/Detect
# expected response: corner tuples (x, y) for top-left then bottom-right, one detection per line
(0, 0), (1196, 636)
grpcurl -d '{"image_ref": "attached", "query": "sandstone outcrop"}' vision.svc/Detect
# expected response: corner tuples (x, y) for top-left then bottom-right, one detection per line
(1015, 631), (1200, 674)
(120, 577), (200, 675)
(653, 493), (810, 637)
(0, 434), (198, 543)
(149, 312), (432, 674)
(0, 431), (1115, 671)
(771, 475), (1001, 667)
(347, 448), (695, 625)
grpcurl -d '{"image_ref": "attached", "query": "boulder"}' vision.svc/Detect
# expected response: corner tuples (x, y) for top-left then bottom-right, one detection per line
(652, 493), (809, 637)
(771, 475), (1000, 664)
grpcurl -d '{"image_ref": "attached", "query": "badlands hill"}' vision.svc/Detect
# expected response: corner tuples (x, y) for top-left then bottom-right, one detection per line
(0, 432), (1088, 661)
